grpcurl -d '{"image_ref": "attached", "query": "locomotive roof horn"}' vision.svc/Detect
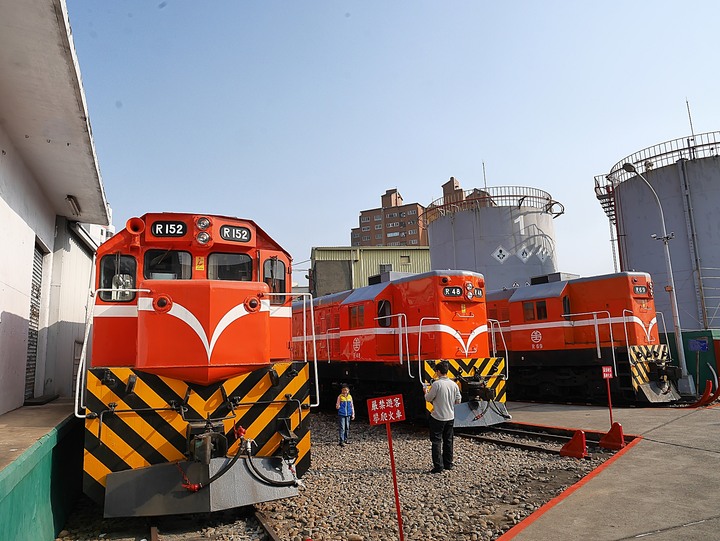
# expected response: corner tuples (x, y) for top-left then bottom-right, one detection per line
(126, 217), (145, 251)
(126, 217), (145, 235)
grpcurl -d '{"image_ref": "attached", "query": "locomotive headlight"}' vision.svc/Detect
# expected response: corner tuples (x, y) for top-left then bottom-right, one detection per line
(197, 231), (211, 244)
(465, 282), (473, 290)
(196, 217), (211, 230)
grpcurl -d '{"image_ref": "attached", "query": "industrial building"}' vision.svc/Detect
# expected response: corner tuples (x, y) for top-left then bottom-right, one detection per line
(309, 245), (430, 297)
(595, 132), (720, 392)
(350, 188), (428, 247)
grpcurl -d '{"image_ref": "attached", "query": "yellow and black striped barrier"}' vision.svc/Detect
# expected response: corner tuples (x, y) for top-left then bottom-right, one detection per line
(82, 361), (310, 507)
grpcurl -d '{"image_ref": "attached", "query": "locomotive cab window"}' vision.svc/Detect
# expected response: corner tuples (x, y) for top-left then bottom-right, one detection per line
(377, 299), (392, 327)
(99, 254), (137, 302)
(536, 301), (548, 320)
(144, 250), (192, 279)
(349, 305), (364, 328)
(523, 301), (535, 321)
(563, 295), (571, 320)
(208, 253), (252, 281)
(263, 257), (286, 304)
(523, 300), (548, 321)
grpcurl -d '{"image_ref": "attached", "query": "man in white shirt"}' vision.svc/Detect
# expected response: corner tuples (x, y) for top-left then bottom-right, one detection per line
(423, 360), (462, 474)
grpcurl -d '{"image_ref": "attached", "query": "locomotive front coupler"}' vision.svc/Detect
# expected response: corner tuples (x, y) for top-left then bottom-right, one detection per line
(276, 416), (299, 461)
(456, 374), (496, 406)
(186, 420), (228, 465)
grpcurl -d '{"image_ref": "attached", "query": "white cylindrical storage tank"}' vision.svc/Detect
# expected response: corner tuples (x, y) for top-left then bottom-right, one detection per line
(426, 186), (564, 291)
(595, 132), (720, 333)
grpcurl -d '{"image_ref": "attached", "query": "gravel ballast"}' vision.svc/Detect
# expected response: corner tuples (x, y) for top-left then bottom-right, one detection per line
(59, 411), (606, 540)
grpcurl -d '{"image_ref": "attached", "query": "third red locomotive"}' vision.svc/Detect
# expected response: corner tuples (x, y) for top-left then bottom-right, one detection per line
(486, 271), (682, 404)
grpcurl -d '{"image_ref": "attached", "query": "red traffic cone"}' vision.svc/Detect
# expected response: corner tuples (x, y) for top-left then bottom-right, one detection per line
(599, 422), (626, 450)
(560, 430), (588, 458)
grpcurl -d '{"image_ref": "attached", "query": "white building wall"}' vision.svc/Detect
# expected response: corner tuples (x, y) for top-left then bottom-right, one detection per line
(44, 218), (95, 398)
(0, 124), (58, 414)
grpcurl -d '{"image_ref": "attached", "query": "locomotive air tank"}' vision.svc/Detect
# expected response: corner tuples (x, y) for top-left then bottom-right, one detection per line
(427, 177), (565, 291)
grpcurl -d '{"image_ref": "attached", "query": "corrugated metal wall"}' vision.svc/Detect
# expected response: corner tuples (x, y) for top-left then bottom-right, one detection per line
(312, 246), (430, 294)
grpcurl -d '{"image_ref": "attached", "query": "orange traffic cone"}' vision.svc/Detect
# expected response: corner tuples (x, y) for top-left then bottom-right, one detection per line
(560, 430), (588, 458)
(599, 422), (626, 450)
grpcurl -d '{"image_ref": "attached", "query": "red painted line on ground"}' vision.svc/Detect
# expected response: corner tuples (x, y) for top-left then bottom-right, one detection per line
(509, 420), (638, 441)
(496, 434), (642, 540)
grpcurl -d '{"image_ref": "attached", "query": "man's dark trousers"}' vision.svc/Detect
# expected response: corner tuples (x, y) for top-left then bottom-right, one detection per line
(429, 416), (454, 470)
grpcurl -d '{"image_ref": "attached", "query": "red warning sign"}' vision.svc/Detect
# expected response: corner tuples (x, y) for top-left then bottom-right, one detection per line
(367, 394), (406, 426)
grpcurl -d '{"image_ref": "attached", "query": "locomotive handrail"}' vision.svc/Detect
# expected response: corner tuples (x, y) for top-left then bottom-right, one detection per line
(487, 319), (510, 380)
(74, 288), (152, 419)
(621, 309), (656, 366)
(655, 311), (672, 361)
(400, 313), (411, 377)
(374, 313), (409, 366)
(562, 310), (618, 377)
(326, 327), (341, 362)
(621, 309), (633, 360)
(417, 317), (441, 380)
(288, 293), (320, 408)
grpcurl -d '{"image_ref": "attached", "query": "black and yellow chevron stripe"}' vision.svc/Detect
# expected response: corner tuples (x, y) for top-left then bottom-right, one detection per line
(422, 358), (507, 411)
(629, 344), (670, 392)
(83, 362), (310, 505)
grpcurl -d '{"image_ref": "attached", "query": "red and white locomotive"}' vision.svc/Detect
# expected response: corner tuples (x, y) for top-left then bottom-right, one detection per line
(486, 271), (681, 404)
(292, 270), (510, 426)
(76, 213), (311, 517)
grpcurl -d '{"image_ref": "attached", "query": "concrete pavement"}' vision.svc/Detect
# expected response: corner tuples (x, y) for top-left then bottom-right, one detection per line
(500, 402), (720, 541)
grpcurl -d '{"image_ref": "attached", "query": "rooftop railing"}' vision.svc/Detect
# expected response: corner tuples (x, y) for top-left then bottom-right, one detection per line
(424, 186), (564, 225)
(594, 131), (720, 222)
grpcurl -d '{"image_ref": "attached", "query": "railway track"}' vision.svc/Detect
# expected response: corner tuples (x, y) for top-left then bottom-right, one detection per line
(456, 422), (622, 458)
(141, 509), (283, 540)
(59, 495), (286, 541)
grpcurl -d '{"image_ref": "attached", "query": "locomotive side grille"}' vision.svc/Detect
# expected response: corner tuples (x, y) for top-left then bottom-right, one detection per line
(83, 362), (310, 505)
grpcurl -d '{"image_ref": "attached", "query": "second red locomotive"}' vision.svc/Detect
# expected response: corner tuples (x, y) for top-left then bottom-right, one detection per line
(292, 270), (510, 426)
(486, 271), (682, 404)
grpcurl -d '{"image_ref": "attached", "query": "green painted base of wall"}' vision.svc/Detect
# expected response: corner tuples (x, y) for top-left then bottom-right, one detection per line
(0, 415), (83, 541)
(665, 330), (720, 394)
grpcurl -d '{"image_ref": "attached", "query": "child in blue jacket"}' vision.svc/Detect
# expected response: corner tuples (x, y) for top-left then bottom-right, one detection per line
(336, 385), (355, 445)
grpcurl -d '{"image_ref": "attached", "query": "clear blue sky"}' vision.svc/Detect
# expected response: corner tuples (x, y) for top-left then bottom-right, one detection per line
(66, 1), (720, 284)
